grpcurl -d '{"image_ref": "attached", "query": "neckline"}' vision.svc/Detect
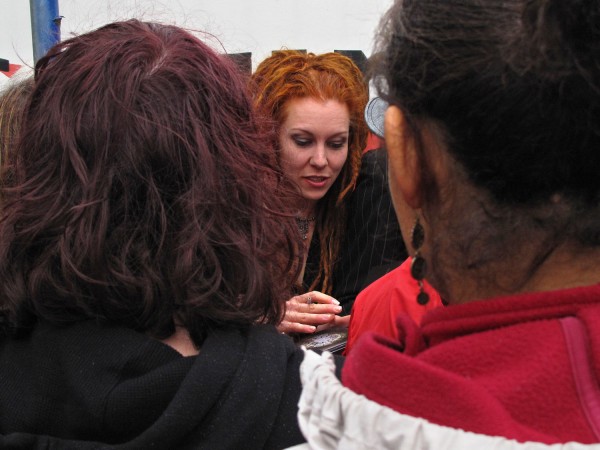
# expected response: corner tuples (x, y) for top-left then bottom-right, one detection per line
(295, 216), (316, 240)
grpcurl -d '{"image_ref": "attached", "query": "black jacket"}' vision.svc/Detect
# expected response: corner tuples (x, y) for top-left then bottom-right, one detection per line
(333, 148), (407, 313)
(0, 321), (306, 449)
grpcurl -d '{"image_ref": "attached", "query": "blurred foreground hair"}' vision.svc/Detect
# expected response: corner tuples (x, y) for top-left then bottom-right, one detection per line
(0, 20), (299, 345)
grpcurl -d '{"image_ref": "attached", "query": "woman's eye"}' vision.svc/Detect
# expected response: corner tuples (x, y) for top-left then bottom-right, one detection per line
(328, 141), (346, 149)
(293, 137), (312, 147)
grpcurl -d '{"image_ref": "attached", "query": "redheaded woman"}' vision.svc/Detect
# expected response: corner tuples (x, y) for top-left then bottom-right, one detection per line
(251, 50), (369, 334)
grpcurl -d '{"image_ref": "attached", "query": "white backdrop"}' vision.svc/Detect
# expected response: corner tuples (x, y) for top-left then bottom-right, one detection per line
(1, 0), (393, 81)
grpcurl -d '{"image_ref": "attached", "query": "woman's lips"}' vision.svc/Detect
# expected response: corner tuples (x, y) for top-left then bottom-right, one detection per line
(303, 176), (329, 188)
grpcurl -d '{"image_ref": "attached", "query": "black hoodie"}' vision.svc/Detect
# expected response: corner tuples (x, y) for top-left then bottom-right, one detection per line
(0, 321), (307, 449)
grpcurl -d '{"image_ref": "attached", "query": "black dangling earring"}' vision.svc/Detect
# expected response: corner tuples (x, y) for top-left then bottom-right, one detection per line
(410, 218), (430, 305)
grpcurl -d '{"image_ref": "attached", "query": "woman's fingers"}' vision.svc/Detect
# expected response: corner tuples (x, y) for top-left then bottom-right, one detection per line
(288, 303), (341, 317)
(333, 314), (351, 327)
(285, 308), (337, 326)
(277, 320), (317, 335)
(315, 314), (351, 332)
(302, 291), (339, 305)
(278, 291), (343, 334)
(292, 292), (341, 314)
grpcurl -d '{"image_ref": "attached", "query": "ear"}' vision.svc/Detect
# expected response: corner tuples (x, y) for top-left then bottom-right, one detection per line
(384, 105), (423, 209)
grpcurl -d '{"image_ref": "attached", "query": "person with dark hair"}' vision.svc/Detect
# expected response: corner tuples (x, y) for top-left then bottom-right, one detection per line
(0, 19), (312, 449)
(291, 0), (600, 448)
(0, 75), (33, 181)
(250, 50), (369, 334)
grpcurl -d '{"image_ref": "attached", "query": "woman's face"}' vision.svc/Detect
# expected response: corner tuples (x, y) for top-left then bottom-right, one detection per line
(278, 97), (350, 212)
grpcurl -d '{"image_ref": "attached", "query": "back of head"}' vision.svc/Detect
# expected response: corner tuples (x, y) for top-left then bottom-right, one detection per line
(372, 0), (600, 301)
(0, 20), (297, 343)
(374, 0), (600, 209)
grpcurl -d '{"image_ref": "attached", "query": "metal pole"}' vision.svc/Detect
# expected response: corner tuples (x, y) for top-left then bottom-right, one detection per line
(30, 0), (62, 63)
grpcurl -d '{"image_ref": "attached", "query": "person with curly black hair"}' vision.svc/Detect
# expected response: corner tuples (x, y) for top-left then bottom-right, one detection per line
(293, 0), (600, 447)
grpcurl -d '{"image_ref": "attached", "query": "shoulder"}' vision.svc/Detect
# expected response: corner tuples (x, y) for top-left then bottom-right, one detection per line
(352, 259), (412, 316)
(353, 148), (388, 191)
(295, 351), (595, 450)
(360, 148), (387, 173)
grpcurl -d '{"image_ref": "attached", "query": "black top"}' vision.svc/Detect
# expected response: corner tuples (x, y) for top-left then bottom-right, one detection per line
(0, 320), (309, 449)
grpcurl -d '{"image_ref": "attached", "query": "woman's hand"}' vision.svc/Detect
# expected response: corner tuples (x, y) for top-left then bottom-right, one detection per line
(315, 313), (351, 332)
(277, 291), (344, 334)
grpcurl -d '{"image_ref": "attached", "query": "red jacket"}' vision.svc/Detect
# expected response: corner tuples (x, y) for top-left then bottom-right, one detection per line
(343, 284), (600, 444)
(345, 257), (443, 354)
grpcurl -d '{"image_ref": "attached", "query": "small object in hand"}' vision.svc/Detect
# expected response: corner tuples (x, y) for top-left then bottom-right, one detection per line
(297, 327), (348, 354)
(306, 296), (313, 305)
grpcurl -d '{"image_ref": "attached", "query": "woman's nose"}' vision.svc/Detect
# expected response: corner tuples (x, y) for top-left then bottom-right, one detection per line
(309, 146), (327, 168)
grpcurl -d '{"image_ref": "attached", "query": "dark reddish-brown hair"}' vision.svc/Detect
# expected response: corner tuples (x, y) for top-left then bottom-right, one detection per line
(250, 50), (369, 293)
(0, 20), (299, 344)
(0, 76), (33, 188)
